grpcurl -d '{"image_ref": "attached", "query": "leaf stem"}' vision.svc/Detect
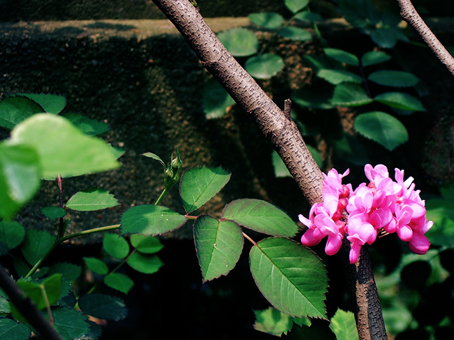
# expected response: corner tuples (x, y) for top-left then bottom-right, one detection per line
(242, 232), (257, 246)
(155, 187), (168, 205)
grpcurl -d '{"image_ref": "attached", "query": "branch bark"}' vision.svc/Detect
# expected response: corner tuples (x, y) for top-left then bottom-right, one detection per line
(396, 0), (454, 77)
(0, 264), (63, 340)
(151, 0), (387, 338)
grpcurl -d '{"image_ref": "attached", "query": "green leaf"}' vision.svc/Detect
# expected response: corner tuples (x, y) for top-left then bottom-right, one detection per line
(0, 143), (41, 220)
(288, 323), (336, 340)
(111, 146), (125, 159)
(52, 308), (90, 340)
(130, 234), (164, 254)
(21, 229), (56, 266)
(180, 166), (231, 213)
(331, 83), (373, 107)
(66, 188), (119, 211)
(374, 92), (425, 111)
(62, 112), (110, 136)
(79, 294), (127, 321)
(104, 273), (134, 294)
(142, 152), (165, 167)
(361, 51), (391, 67)
(368, 71), (419, 87)
(203, 78), (235, 119)
(41, 207), (66, 220)
(245, 54), (285, 79)
(294, 10), (323, 22)
(194, 215), (243, 282)
(370, 27), (406, 49)
(291, 87), (334, 110)
(14, 257), (31, 278)
(307, 144), (323, 168)
(330, 132), (370, 166)
(354, 112), (408, 151)
(11, 274), (62, 321)
(126, 252), (163, 274)
(0, 318), (31, 340)
(84, 257), (108, 275)
(253, 307), (294, 336)
(249, 237), (328, 318)
(10, 114), (120, 179)
(317, 69), (362, 85)
(222, 199), (298, 237)
(103, 233), (129, 260)
(48, 262), (82, 281)
(329, 309), (359, 340)
(278, 27), (312, 41)
(0, 295), (11, 313)
(217, 28), (259, 57)
(0, 96), (44, 130)
(324, 48), (359, 66)
(426, 199), (454, 247)
(272, 150), (291, 178)
(120, 205), (187, 236)
(285, 0), (309, 13)
(0, 220), (25, 250)
(249, 12), (284, 30)
(17, 93), (66, 114)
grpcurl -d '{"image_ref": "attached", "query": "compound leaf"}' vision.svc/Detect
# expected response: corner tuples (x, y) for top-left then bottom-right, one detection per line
(41, 207), (66, 220)
(79, 294), (127, 321)
(0, 220), (25, 250)
(285, 0), (309, 13)
(374, 92), (425, 111)
(83, 257), (108, 275)
(317, 69), (362, 85)
(48, 262), (82, 282)
(52, 308), (90, 340)
(62, 113), (110, 136)
(103, 233), (129, 260)
(0, 318), (31, 340)
(16, 93), (66, 115)
(217, 28), (259, 57)
(130, 234), (163, 254)
(126, 252), (163, 274)
(331, 83), (373, 107)
(361, 51), (391, 67)
(245, 54), (285, 79)
(368, 71), (419, 87)
(66, 188), (119, 211)
(21, 229), (56, 267)
(278, 27), (312, 41)
(0, 96), (43, 130)
(249, 12), (284, 30)
(324, 48), (359, 66)
(104, 273), (134, 294)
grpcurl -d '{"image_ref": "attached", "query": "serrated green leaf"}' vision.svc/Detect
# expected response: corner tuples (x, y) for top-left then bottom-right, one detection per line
(245, 54), (284, 79)
(217, 28), (259, 57)
(104, 273), (134, 294)
(374, 92), (425, 111)
(130, 234), (164, 254)
(17, 93), (66, 115)
(11, 274), (62, 322)
(222, 199), (298, 237)
(126, 252), (163, 274)
(41, 207), (66, 220)
(329, 309), (359, 340)
(194, 216), (243, 282)
(324, 48), (359, 66)
(331, 83), (373, 107)
(85, 320), (103, 340)
(84, 257), (108, 275)
(48, 262), (82, 281)
(368, 71), (419, 87)
(250, 237), (328, 318)
(0, 143), (41, 220)
(79, 294), (127, 321)
(110, 146), (125, 159)
(285, 0), (309, 13)
(361, 51), (391, 67)
(0, 220), (25, 250)
(354, 112), (408, 151)
(203, 78), (235, 119)
(317, 69), (362, 85)
(426, 199), (454, 247)
(66, 188), (119, 211)
(253, 307), (293, 336)
(120, 205), (187, 236)
(142, 152), (165, 167)
(62, 112), (110, 136)
(294, 10), (323, 22)
(278, 27), (312, 41)
(0, 96), (44, 130)
(291, 87), (334, 110)
(0, 318), (31, 340)
(249, 12), (284, 30)
(52, 307), (90, 340)
(10, 114), (120, 179)
(103, 233), (129, 260)
(180, 166), (231, 213)
(21, 229), (56, 266)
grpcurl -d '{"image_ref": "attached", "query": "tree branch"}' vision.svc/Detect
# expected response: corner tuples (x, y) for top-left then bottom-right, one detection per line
(151, 1), (387, 338)
(0, 264), (63, 340)
(396, 0), (454, 77)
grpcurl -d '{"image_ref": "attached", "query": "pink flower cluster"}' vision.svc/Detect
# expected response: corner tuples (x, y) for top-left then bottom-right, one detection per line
(299, 164), (433, 264)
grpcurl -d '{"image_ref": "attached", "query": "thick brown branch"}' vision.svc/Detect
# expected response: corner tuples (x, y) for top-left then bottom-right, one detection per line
(396, 0), (454, 77)
(151, 1), (387, 338)
(0, 264), (63, 340)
